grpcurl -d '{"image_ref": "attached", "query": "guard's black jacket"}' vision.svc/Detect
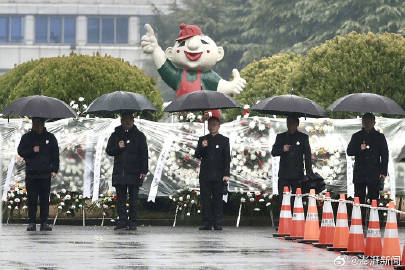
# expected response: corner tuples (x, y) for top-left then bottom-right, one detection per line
(347, 128), (388, 183)
(106, 125), (148, 186)
(17, 128), (59, 178)
(195, 133), (231, 181)
(271, 131), (312, 180)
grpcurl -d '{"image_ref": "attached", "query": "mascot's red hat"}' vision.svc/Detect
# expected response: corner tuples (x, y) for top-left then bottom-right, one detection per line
(176, 24), (203, 41)
(204, 110), (221, 120)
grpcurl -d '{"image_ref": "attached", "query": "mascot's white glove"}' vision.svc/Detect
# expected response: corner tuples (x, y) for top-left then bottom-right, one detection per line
(140, 24), (166, 68)
(217, 69), (246, 95)
(141, 24), (158, 54)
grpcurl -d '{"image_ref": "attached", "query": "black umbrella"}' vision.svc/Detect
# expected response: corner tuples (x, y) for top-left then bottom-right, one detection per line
(2, 95), (77, 119)
(251, 94), (328, 118)
(164, 90), (241, 112)
(327, 93), (405, 115)
(84, 91), (157, 115)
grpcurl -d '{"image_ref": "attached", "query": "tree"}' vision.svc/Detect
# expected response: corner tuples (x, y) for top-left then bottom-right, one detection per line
(0, 53), (164, 120)
(153, 0), (405, 78)
(294, 32), (405, 112)
(225, 53), (303, 121)
(243, 0), (405, 62)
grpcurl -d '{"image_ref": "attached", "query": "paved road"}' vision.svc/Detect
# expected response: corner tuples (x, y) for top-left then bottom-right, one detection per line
(0, 225), (400, 269)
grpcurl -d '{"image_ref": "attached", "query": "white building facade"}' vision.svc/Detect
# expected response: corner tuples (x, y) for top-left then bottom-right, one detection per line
(0, 0), (172, 75)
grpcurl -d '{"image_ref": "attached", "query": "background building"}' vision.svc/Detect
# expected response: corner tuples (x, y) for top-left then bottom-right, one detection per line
(0, 0), (175, 99)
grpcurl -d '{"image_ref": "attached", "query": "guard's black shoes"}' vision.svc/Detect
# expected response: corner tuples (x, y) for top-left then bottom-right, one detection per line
(40, 223), (52, 231)
(128, 223), (137, 231)
(114, 223), (128, 230)
(213, 225), (223, 231)
(199, 225), (212, 230)
(27, 223), (36, 231)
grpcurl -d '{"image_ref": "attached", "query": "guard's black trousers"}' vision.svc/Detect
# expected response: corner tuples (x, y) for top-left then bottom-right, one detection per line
(278, 178), (300, 199)
(115, 184), (139, 225)
(26, 178), (51, 224)
(354, 179), (380, 223)
(354, 180), (380, 204)
(277, 178), (301, 219)
(200, 180), (223, 226)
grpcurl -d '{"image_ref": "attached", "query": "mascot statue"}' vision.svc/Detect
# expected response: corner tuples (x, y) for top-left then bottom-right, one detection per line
(141, 23), (246, 118)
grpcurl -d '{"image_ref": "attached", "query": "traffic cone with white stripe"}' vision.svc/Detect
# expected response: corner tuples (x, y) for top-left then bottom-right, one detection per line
(298, 189), (320, 244)
(382, 201), (401, 262)
(273, 186), (292, 237)
(365, 199), (382, 257)
(327, 194), (349, 252)
(314, 192), (335, 248)
(342, 197), (365, 255)
(285, 188), (304, 240)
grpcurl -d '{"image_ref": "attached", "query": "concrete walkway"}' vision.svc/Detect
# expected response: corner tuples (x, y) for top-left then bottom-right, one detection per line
(0, 225), (399, 269)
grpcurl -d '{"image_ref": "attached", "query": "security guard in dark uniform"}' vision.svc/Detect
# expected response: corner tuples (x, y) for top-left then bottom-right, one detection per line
(18, 117), (59, 231)
(347, 113), (388, 204)
(195, 117), (231, 230)
(106, 113), (148, 230)
(271, 116), (313, 208)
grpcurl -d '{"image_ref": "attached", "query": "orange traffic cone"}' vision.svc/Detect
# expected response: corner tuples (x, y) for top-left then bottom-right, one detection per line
(273, 186), (292, 237)
(365, 199), (382, 257)
(298, 189), (320, 244)
(314, 192), (335, 248)
(285, 188), (304, 240)
(382, 201), (401, 263)
(394, 246), (405, 269)
(327, 194), (349, 252)
(342, 197), (365, 255)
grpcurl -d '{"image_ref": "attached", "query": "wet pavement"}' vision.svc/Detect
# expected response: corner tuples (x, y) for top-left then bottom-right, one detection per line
(0, 225), (401, 269)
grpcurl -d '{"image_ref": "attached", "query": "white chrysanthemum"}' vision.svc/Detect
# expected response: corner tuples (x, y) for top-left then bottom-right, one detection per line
(258, 124), (265, 131)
